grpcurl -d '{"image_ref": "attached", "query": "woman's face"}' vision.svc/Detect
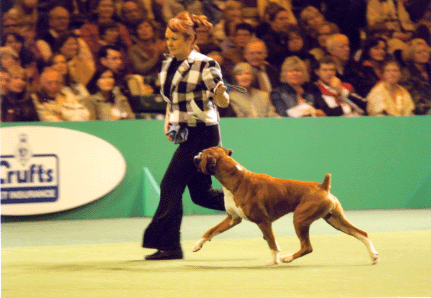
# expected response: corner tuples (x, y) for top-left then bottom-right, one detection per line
(60, 37), (79, 59)
(97, 70), (115, 91)
(5, 34), (23, 55)
(52, 54), (68, 76)
(8, 71), (26, 93)
(165, 28), (192, 60)
(412, 44), (431, 64)
(97, 0), (115, 19)
(369, 40), (387, 62)
(306, 12), (325, 30)
(235, 69), (253, 88)
(383, 62), (401, 85)
(284, 66), (304, 86)
(137, 21), (154, 41)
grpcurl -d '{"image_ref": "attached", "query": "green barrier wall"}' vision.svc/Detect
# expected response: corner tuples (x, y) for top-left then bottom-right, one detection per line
(2, 116), (430, 222)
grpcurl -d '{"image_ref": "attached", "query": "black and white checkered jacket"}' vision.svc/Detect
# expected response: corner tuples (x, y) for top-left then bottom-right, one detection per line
(159, 50), (223, 126)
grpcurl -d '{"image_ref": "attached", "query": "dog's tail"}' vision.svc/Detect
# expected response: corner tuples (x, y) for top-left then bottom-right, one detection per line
(321, 173), (331, 192)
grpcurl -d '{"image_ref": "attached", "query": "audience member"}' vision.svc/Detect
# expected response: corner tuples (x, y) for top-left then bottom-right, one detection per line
(195, 24), (222, 55)
(95, 45), (131, 99)
(80, 0), (133, 58)
(36, 5), (94, 64)
(7, 0), (39, 33)
(2, 31), (41, 84)
(53, 32), (95, 86)
(227, 62), (278, 118)
(31, 67), (90, 121)
(366, 0), (415, 53)
(1, 65), (39, 122)
(161, 0), (203, 25)
(367, 59), (415, 116)
(213, 0), (243, 44)
(309, 21), (340, 61)
(120, 0), (148, 43)
(356, 37), (389, 97)
(261, 6), (291, 67)
(400, 38), (431, 115)
(256, 0), (297, 28)
(285, 25), (318, 79)
(48, 53), (90, 103)
(129, 19), (166, 87)
(243, 39), (280, 92)
(221, 23), (254, 81)
(271, 56), (325, 117)
(314, 56), (367, 116)
(84, 67), (135, 120)
(299, 6), (326, 49)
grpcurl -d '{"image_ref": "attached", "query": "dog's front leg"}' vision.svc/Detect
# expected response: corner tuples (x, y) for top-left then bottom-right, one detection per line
(257, 222), (280, 266)
(193, 215), (242, 252)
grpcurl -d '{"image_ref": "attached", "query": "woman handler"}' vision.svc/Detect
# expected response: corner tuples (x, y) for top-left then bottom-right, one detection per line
(143, 12), (229, 261)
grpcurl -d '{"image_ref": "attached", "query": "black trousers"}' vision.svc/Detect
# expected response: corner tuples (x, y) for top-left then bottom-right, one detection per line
(143, 124), (225, 250)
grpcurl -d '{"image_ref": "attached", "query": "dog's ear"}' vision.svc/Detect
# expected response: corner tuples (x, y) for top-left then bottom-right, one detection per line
(225, 148), (233, 156)
(206, 155), (217, 175)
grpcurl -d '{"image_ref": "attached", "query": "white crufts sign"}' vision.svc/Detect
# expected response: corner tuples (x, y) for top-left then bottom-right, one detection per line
(1, 126), (126, 216)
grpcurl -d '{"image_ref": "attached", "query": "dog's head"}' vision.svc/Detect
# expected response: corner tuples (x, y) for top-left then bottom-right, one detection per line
(194, 146), (233, 175)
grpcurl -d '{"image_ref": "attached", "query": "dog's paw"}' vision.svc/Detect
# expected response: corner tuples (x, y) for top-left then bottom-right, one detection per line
(280, 254), (294, 263)
(192, 238), (206, 252)
(372, 252), (379, 265)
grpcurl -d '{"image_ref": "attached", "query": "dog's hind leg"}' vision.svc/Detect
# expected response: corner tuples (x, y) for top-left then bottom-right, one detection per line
(257, 222), (281, 266)
(192, 215), (242, 252)
(324, 202), (378, 264)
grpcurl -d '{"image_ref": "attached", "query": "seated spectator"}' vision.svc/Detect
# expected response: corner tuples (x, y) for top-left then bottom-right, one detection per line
(221, 23), (254, 82)
(2, 31), (41, 85)
(243, 38), (280, 92)
(309, 21), (340, 61)
(261, 6), (291, 68)
(195, 24), (221, 55)
(120, 0), (148, 43)
(48, 53), (90, 103)
(129, 19), (167, 91)
(356, 37), (390, 97)
(7, 0), (38, 34)
(84, 67), (135, 120)
(1, 64), (39, 122)
(80, 0), (133, 58)
(299, 6), (326, 49)
(255, 2), (283, 39)
(271, 56), (325, 117)
(314, 56), (367, 117)
(366, 0), (415, 53)
(325, 34), (361, 90)
(53, 32), (95, 86)
(285, 25), (318, 80)
(226, 62), (278, 118)
(36, 5), (94, 66)
(161, 0), (203, 25)
(367, 59), (415, 116)
(213, 0), (243, 44)
(256, 0), (297, 30)
(95, 45), (131, 99)
(400, 38), (431, 115)
(32, 67), (90, 121)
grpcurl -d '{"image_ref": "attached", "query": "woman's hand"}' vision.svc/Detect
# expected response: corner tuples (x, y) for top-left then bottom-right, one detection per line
(213, 81), (229, 108)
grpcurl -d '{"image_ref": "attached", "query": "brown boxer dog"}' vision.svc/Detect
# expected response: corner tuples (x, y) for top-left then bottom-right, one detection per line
(193, 147), (378, 265)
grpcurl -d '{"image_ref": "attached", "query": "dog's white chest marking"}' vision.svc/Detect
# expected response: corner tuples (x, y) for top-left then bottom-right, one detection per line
(236, 165), (243, 171)
(223, 187), (249, 220)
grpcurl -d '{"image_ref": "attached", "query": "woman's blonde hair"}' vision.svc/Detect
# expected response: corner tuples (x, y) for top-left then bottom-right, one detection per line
(402, 38), (431, 62)
(167, 12), (213, 42)
(280, 56), (309, 83)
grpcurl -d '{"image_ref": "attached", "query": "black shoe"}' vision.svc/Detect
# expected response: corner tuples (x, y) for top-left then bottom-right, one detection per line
(145, 249), (183, 261)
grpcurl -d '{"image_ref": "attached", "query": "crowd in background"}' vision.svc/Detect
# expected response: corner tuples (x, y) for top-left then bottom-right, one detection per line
(1, 0), (430, 122)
